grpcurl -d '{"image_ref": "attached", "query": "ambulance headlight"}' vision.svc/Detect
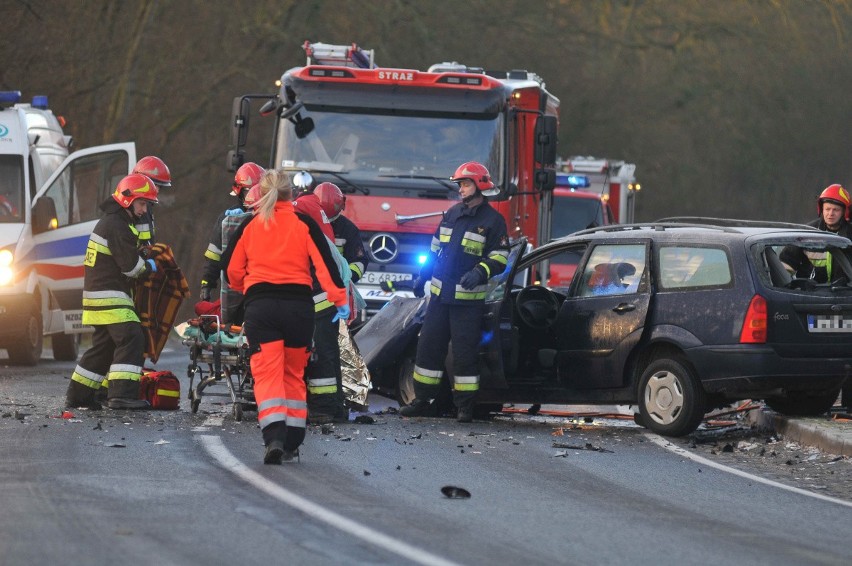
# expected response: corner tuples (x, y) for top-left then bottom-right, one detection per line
(0, 249), (13, 286)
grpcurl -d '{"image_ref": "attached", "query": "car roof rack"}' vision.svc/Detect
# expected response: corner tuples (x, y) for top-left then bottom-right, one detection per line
(655, 217), (819, 230)
(572, 222), (742, 236)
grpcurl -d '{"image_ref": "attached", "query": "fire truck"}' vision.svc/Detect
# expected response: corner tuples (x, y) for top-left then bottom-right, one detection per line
(546, 157), (638, 286)
(227, 42), (559, 317)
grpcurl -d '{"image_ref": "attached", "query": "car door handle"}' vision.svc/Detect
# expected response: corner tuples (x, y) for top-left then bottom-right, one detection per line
(612, 303), (636, 313)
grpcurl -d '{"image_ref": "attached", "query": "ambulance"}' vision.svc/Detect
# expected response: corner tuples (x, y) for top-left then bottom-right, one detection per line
(0, 91), (135, 364)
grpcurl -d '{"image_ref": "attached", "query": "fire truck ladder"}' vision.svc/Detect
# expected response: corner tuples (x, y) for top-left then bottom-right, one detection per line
(302, 41), (376, 68)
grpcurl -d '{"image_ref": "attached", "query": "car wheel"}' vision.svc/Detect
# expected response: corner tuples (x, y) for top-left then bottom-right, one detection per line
(765, 389), (839, 417)
(638, 357), (706, 437)
(396, 356), (416, 407)
(7, 308), (43, 366)
(52, 333), (80, 361)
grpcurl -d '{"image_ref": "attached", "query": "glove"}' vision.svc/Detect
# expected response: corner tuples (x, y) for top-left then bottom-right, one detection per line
(459, 268), (485, 290)
(224, 207), (244, 216)
(332, 303), (351, 323)
(412, 276), (425, 298)
(200, 286), (212, 301)
(145, 258), (157, 274)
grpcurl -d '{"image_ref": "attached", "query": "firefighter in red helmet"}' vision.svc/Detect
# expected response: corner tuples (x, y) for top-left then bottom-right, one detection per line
(781, 183), (852, 282)
(65, 174), (159, 410)
(131, 156), (171, 243)
(200, 162), (265, 302)
(400, 162), (509, 423)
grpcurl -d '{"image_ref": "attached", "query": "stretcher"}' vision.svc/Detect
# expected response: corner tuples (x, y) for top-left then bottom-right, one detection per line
(175, 314), (255, 421)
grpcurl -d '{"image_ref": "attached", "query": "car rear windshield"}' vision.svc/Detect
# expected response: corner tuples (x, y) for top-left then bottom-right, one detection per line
(757, 237), (852, 291)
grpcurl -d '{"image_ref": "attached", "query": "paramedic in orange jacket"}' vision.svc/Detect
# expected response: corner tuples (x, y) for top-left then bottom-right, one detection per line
(226, 169), (349, 464)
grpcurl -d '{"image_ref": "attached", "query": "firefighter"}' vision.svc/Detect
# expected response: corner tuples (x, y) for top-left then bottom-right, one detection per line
(400, 162), (510, 423)
(780, 184), (852, 282)
(310, 182), (367, 422)
(226, 169), (348, 464)
(320, 182), (368, 284)
(780, 184), (852, 411)
(295, 180), (344, 423)
(131, 155), (172, 244)
(64, 174), (160, 410)
(200, 162), (265, 301)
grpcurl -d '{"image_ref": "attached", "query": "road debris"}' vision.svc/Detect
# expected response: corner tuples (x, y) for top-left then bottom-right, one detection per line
(441, 486), (471, 499)
(552, 442), (613, 453)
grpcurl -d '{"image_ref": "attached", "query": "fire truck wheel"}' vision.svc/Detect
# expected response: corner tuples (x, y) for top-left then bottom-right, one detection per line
(7, 305), (43, 366)
(52, 333), (80, 361)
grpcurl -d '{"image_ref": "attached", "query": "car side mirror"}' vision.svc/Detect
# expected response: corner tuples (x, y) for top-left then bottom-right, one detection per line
(32, 197), (57, 234)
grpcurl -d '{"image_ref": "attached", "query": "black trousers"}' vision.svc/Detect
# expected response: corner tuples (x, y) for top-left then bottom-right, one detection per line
(305, 308), (345, 418)
(66, 321), (145, 403)
(413, 299), (484, 408)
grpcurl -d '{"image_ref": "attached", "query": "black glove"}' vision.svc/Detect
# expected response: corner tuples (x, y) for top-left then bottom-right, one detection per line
(200, 286), (213, 302)
(459, 268), (486, 290)
(412, 276), (426, 298)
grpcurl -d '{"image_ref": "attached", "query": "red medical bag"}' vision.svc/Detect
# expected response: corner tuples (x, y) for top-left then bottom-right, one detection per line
(139, 370), (181, 410)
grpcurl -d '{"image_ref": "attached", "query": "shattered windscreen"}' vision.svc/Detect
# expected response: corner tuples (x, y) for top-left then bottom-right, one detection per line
(0, 155), (25, 222)
(757, 236), (852, 291)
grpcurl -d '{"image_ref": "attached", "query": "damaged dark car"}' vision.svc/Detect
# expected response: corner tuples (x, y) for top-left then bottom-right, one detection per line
(355, 219), (852, 436)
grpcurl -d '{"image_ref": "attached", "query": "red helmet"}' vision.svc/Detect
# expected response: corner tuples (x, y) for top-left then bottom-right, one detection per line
(243, 183), (263, 209)
(132, 156), (171, 187)
(817, 184), (850, 219)
(450, 161), (497, 195)
(112, 174), (159, 208)
(314, 182), (345, 220)
(231, 162), (265, 196)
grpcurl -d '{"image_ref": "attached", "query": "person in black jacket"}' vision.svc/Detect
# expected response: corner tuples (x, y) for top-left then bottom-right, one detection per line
(780, 183), (852, 282)
(65, 174), (159, 410)
(400, 162), (510, 423)
(779, 183), (852, 411)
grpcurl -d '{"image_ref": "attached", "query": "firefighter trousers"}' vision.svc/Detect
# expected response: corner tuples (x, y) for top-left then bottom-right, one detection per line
(244, 297), (314, 450)
(65, 321), (145, 406)
(306, 307), (345, 420)
(413, 299), (484, 409)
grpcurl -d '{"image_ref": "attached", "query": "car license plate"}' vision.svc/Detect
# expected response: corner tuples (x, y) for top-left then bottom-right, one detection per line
(807, 314), (852, 332)
(360, 271), (413, 285)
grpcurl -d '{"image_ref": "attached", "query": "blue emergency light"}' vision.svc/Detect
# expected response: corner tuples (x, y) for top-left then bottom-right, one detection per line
(417, 254), (428, 265)
(0, 91), (22, 104)
(32, 95), (49, 109)
(556, 173), (591, 189)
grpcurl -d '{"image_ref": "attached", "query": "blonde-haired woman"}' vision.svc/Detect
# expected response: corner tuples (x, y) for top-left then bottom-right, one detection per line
(226, 169), (349, 463)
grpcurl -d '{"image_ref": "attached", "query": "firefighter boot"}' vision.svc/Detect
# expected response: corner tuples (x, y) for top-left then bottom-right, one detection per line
(107, 379), (149, 410)
(456, 405), (473, 423)
(399, 398), (434, 417)
(65, 380), (102, 410)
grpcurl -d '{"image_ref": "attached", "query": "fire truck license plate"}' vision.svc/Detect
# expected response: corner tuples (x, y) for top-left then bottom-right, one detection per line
(807, 314), (852, 332)
(361, 272), (413, 285)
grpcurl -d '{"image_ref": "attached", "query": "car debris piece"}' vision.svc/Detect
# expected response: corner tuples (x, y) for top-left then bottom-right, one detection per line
(353, 415), (375, 424)
(552, 442), (613, 453)
(441, 486), (471, 499)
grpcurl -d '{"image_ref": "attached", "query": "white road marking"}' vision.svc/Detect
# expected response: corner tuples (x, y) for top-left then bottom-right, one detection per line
(645, 433), (852, 509)
(199, 435), (462, 566)
(191, 415), (225, 431)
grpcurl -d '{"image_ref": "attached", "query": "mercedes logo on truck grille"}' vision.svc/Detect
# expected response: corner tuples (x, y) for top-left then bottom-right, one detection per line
(368, 233), (399, 264)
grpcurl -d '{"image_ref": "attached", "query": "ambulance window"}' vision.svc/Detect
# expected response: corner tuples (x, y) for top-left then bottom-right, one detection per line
(0, 155), (25, 223)
(40, 150), (130, 227)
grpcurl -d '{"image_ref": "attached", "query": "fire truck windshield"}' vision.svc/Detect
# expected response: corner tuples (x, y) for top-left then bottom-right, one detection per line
(0, 155), (25, 222)
(275, 108), (503, 195)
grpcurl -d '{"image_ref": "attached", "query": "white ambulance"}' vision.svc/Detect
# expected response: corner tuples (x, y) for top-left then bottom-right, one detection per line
(0, 91), (135, 364)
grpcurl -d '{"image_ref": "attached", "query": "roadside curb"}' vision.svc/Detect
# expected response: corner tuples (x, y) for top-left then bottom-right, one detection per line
(746, 408), (852, 457)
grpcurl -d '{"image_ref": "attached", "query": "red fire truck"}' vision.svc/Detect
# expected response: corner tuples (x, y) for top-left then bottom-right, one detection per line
(228, 42), (559, 317)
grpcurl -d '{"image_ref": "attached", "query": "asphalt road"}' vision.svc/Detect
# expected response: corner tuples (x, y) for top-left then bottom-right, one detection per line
(1, 345), (851, 565)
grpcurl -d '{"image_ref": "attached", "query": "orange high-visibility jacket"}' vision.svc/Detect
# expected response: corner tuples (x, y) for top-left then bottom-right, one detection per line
(226, 202), (347, 306)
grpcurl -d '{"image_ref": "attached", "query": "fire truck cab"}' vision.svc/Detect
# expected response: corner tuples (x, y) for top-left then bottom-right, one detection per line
(229, 42), (559, 318)
(0, 90), (136, 364)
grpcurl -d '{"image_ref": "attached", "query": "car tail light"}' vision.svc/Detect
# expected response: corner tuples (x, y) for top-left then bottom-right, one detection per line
(739, 294), (767, 343)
